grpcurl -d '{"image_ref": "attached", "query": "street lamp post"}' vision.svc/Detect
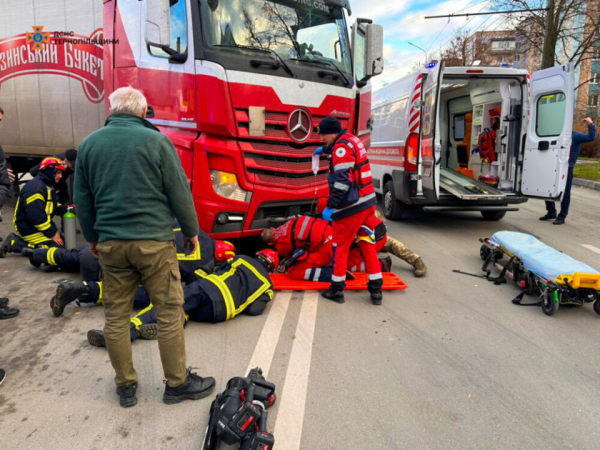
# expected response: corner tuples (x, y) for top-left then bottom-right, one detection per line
(408, 41), (428, 65)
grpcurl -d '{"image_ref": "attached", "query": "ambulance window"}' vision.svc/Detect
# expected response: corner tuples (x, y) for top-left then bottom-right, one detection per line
(149, 0), (188, 57)
(536, 92), (566, 137)
(453, 114), (466, 140)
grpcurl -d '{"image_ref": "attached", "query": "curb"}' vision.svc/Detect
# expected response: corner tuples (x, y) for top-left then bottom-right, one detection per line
(573, 177), (600, 191)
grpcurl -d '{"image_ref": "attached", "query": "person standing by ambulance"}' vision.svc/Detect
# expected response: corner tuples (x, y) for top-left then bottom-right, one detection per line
(315, 117), (383, 305)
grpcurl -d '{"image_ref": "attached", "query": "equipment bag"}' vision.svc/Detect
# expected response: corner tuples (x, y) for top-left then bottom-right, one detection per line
(478, 128), (496, 163)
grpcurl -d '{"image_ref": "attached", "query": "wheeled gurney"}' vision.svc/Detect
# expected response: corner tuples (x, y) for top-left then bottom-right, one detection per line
(478, 231), (600, 316)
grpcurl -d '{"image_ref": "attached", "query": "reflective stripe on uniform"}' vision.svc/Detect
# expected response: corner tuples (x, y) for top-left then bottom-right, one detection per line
(206, 274), (234, 320)
(368, 273), (383, 280)
(195, 268), (208, 278)
(22, 232), (53, 244)
(97, 282), (103, 303)
(26, 194), (45, 204)
(131, 317), (143, 330)
(331, 274), (346, 282)
(333, 162), (354, 171)
(297, 216), (311, 239)
(177, 244), (201, 261)
(333, 192), (376, 213)
(361, 170), (372, 178)
(35, 216), (52, 231)
(231, 259), (271, 316)
(132, 303), (154, 330)
(333, 182), (350, 191)
(47, 247), (58, 265)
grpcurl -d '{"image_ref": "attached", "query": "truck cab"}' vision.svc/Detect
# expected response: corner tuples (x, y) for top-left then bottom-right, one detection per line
(104, 0), (383, 238)
(370, 63), (574, 221)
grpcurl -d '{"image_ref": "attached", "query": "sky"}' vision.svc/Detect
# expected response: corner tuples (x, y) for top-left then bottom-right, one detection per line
(349, 0), (512, 89)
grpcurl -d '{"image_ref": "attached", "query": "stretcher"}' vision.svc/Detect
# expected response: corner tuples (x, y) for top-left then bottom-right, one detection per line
(478, 231), (600, 316)
(270, 272), (407, 291)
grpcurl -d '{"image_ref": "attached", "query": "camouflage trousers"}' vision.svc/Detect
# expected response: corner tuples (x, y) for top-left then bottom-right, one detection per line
(381, 237), (421, 266)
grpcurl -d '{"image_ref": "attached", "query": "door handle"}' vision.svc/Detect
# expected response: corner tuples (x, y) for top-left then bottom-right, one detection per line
(538, 141), (549, 151)
(146, 105), (155, 118)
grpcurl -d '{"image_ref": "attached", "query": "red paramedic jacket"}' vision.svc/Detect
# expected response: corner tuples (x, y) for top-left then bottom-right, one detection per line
(326, 131), (377, 220)
(273, 216), (333, 258)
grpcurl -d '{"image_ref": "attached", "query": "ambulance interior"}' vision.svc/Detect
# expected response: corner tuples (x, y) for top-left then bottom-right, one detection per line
(436, 76), (525, 200)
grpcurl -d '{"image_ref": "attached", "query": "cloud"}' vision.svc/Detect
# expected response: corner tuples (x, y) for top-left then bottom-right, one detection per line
(351, 0), (413, 22)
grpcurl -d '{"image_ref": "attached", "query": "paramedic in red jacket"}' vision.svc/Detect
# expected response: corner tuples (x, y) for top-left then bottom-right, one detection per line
(315, 117), (383, 305)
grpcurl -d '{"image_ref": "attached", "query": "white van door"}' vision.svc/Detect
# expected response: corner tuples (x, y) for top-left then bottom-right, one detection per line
(420, 63), (443, 201)
(520, 63), (574, 199)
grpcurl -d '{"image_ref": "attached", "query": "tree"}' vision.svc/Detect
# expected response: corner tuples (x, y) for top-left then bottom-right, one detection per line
(438, 30), (471, 66)
(493, 0), (600, 69)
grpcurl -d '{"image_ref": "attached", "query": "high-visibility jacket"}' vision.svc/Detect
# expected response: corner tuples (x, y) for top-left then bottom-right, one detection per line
(173, 221), (216, 284)
(13, 174), (64, 244)
(196, 256), (273, 323)
(273, 215), (333, 258)
(326, 131), (376, 220)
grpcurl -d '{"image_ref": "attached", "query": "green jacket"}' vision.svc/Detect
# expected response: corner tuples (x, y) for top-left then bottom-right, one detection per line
(74, 114), (199, 243)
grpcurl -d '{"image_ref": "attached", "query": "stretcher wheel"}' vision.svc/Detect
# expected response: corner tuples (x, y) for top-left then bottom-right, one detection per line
(594, 300), (600, 316)
(480, 245), (491, 261)
(541, 290), (559, 316)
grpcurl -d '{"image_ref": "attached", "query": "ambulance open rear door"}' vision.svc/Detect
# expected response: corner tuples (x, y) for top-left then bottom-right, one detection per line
(520, 63), (574, 200)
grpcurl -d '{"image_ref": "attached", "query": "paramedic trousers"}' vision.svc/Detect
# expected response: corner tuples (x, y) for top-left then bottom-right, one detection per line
(287, 243), (333, 281)
(545, 166), (574, 219)
(96, 240), (187, 388)
(331, 206), (383, 293)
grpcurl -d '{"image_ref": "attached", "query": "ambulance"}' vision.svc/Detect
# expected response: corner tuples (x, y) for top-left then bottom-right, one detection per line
(369, 63), (574, 220)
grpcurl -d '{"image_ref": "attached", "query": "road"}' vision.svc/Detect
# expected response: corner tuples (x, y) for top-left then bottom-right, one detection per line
(1, 186), (600, 450)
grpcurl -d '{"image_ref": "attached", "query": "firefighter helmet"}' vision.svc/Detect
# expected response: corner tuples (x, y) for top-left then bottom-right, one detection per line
(40, 157), (67, 172)
(214, 240), (236, 263)
(256, 249), (280, 272)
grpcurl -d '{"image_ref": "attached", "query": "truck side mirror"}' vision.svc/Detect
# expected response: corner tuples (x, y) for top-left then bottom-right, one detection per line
(144, 0), (171, 48)
(366, 24), (383, 77)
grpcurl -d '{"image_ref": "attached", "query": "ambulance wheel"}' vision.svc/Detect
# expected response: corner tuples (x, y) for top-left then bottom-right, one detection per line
(383, 181), (404, 220)
(480, 210), (506, 221)
(593, 299), (600, 316)
(541, 290), (559, 316)
(480, 245), (490, 261)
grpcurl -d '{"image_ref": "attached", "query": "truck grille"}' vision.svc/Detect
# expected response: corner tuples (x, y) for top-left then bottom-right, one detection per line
(236, 109), (348, 188)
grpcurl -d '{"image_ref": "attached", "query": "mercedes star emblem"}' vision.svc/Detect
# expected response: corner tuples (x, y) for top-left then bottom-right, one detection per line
(288, 109), (312, 142)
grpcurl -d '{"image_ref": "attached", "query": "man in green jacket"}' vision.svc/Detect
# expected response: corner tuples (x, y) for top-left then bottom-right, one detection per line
(74, 86), (215, 408)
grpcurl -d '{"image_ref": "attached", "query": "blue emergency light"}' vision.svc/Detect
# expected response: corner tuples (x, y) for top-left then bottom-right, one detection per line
(426, 62), (437, 69)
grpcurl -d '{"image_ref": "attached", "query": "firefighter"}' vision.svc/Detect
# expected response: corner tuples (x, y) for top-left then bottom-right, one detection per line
(47, 226), (236, 317)
(2, 157), (67, 255)
(85, 249), (278, 347)
(315, 117), (382, 305)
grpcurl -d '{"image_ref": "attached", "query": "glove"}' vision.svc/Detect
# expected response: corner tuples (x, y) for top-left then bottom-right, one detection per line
(313, 147), (324, 156)
(322, 207), (334, 222)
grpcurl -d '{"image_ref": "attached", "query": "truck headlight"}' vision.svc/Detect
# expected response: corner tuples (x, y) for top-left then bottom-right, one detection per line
(210, 170), (249, 202)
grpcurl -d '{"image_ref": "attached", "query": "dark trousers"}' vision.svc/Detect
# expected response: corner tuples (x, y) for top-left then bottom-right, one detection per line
(33, 247), (81, 271)
(545, 166), (574, 219)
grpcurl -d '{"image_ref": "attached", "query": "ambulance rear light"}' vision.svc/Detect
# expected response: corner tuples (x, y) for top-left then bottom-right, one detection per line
(466, 69), (484, 74)
(405, 132), (419, 172)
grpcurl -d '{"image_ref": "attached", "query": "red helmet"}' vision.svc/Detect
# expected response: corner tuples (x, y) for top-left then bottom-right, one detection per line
(316, 197), (328, 214)
(214, 240), (236, 263)
(256, 249), (279, 271)
(40, 157), (67, 172)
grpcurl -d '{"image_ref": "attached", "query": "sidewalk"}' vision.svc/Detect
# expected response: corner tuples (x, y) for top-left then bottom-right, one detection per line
(573, 177), (600, 191)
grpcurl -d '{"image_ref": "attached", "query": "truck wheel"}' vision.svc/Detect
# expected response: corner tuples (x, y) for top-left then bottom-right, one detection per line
(594, 299), (600, 316)
(383, 181), (404, 220)
(481, 210), (506, 221)
(541, 290), (559, 316)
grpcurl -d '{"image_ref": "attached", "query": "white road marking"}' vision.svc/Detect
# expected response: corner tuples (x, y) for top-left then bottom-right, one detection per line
(273, 292), (319, 450)
(245, 291), (292, 377)
(581, 244), (600, 256)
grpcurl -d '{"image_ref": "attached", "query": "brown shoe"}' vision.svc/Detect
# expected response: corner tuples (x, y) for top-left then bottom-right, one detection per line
(413, 258), (427, 277)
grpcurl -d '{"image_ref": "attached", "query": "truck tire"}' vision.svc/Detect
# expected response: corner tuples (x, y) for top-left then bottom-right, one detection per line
(383, 181), (404, 220)
(481, 210), (506, 221)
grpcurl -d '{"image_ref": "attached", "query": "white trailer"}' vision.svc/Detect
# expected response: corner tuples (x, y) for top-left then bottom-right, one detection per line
(0, 0), (104, 178)
(369, 63), (574, 220)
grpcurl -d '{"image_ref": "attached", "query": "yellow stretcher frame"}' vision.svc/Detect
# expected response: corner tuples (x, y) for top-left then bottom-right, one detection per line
(556, 273), (600, 290)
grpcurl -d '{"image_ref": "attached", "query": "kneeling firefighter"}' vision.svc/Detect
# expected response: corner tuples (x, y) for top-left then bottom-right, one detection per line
(315, 117), (383, 305)
(84, 250), (278, 347)
(2, 157), (67, 255)
(48, 223), (236, 316)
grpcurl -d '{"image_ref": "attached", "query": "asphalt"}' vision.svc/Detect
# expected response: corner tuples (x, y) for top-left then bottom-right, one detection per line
(1, 186), (600, 450)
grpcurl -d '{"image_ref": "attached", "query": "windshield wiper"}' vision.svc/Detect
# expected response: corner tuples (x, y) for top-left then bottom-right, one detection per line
(213, 44), (295, 78)
(290, 58), (352, 87)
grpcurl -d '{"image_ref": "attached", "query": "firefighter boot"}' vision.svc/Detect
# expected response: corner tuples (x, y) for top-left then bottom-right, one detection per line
(138, 324), (159, 340)
(87, 329), (106, 347)
(163, 367), (216, 405)
(21, 248), (43, 267)
(0, 306), (20, 320)
(413, 257), (427, 277)
(51, 281), (90, 317)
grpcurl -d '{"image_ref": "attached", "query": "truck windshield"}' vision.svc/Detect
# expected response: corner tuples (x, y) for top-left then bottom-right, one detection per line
(200, 0), (352, 79)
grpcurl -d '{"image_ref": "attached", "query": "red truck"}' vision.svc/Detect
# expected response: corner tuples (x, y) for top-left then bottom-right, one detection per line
(0, 0), (382, 239)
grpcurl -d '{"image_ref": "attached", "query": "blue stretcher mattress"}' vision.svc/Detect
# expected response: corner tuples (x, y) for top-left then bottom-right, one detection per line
(490, 231), (599, 282)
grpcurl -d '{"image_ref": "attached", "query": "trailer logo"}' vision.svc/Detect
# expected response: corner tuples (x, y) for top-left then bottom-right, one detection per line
(26, 26), (50, 50)
(0, 27), (105, 104)
(288, 109), (312, 142)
